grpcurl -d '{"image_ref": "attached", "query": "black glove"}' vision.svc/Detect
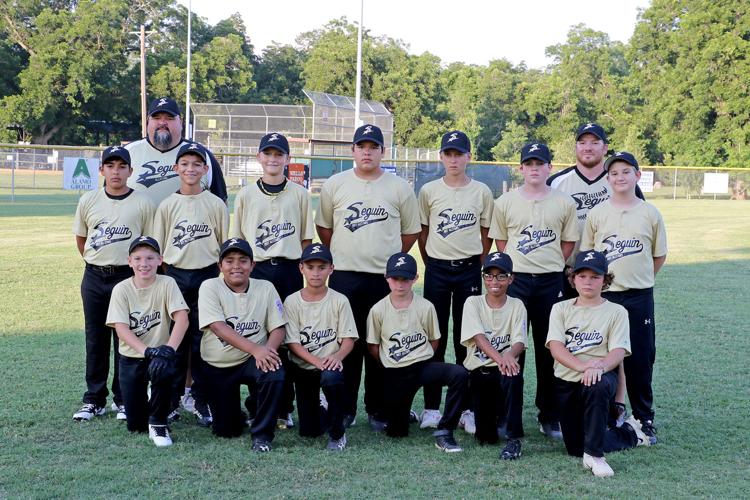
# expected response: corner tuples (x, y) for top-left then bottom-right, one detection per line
(144, 347), (159, 359)
(148, 356), (171, 382)
(155, 345), (176, 360)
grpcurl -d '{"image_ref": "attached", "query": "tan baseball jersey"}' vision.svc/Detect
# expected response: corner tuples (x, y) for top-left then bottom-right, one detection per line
(545, 298), (631, 383)
(198, 277), (286, 369)
(283, 289), (358, 370)
(153, 190), (229, 269)
(125, 138), (213, 206)
(366, 294), (440, 368)
(460, 295), (527, 371)
(231, 181), (314, 262)
(73, 189), (156, 266)
(580, 200), (668, 291)
(418, 178), (494, 260)
(106, 275), (188, 358)
(488, 189), (579, 273)
(315, 169), (421, 274)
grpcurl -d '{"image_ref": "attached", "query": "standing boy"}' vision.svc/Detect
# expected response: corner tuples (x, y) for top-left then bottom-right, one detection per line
(417, 130), (493, 430)
(284, 243), (357, 451)
(106, 236), (189, 446)
(488, 142), (578, 439)
(153, 142), (229, 426)
(72, 146), (155, 421)
(198, 238), (286, 452)
(581, 152), (667, 444)
(232, 132), (314, 427)
(316, 124), (421, 430)
(461, 252), (527, 460)
(366, 252), (468, 452)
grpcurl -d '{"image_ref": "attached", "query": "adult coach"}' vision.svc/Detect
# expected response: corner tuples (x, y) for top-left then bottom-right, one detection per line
(126, 97), (227, 205)
(315, 124), (421, 430)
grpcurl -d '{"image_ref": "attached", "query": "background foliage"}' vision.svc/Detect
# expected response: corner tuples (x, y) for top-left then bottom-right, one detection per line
(1, 0), (749, 165)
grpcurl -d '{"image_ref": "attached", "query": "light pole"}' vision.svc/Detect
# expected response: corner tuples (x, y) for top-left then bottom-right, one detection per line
(185, 0), (193, 140)
(354, 0), (364, 129)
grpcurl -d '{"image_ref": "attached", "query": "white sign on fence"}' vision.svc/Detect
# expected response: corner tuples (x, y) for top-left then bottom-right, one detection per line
(703, 173), (729, 194)
(63, 157), (99, 191)
(638, 171), (654, 193)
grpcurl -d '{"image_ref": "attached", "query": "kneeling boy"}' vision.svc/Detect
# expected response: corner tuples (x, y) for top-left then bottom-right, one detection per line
(461, 252), (527, 460)
(198, 238), (286, 452)
(367, 252), (468, 452)
(106, 236), (189, 447)
(284, 243), (357, 451)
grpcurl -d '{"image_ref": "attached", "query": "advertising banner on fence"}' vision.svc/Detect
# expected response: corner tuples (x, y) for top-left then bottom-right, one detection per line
(703, 173), (729, 194)
(285, 163), (310, 189)
(63, 158), (99, 191)
(638, 171), (654, 193)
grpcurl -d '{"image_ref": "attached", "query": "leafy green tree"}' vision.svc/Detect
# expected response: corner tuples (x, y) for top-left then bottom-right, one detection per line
(251, 43), (307, 104)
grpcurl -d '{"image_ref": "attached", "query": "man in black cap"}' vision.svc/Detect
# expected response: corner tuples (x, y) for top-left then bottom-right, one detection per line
(125, 97), (227, 206)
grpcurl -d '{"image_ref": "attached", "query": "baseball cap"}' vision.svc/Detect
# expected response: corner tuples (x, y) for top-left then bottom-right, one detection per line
(148, 97), (181, 117)
(259, 132), (290, 155)
(300, 243), (333, 264)
(576, 122), (608, 142)
(101, 145), (131, 166)
(440, 130), (471, 154)
(352, 124), (384, 147)
(520, 142), (551, 164)
(572, 250), (608, 275)
(129, 236), (160, 254)
(482, 252), (513, 274)
(385, 252), (417, 280)
(219, 238), (253, 261)
(604, 151), (640, 172)
(176, 142), (208, 164)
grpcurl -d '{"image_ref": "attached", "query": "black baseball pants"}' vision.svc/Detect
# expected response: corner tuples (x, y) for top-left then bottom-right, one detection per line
(119, 355), (172, 432)
(469, 363), (525, 444)
(293, 365), (346, 440)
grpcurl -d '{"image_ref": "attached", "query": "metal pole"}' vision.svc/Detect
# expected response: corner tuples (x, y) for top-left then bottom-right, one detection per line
(12, 150), (17, 202)
(140, 24), (147, 137)
(185, 0), (193, 140)
(673, 167), (677, 200)
(354, 0), (363, 129)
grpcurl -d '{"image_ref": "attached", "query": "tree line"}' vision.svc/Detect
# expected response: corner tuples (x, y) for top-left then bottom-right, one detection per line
(1, 0), (749, 166)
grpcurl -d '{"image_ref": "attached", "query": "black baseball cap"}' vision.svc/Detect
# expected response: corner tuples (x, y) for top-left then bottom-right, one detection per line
(604, 151), (640, 172)
(176, 142), (208, 164)
(576, 122), (608, 142)
(101, 145), (131, 166)
(482, 252), (513, 274)
(259, 132), (290, 155)
(353, 124), (384, 147)
(440, 130), (471, 154)
(520, 142), (552, 164)
(572, 250), (608, 275)
(385, 252), (417, 279)
(219, 238), (253, 261)
(129, 236), (160, 254)
(148, 97), (181, 117)
(300, 243), (333, 264)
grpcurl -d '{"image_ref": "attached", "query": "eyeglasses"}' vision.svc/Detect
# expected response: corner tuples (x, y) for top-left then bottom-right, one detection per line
(482, 273), (511, 282)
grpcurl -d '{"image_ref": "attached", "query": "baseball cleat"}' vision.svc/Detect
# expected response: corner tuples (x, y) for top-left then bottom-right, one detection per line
(459, 410), (476, 435)
(583, 453), (614, 477)
(420, 409), (442, 429)
(640, 419), (658, 445)
(148, 425), (173, 447)
(539, 421), (563, 440)
(326, 434), (347, 451)
(434, 433), (463, 453)
(193, 400), (213, 427)
(623, 416), (651, 446)
(73, 403), (105, 421)
(111, 403), (127, 421)
(252, 439), (272, 453)
(500, 438), (522, 460)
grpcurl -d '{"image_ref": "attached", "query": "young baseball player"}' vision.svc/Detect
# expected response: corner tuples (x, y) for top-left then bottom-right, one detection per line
(72, 146), (155, 422)
(315, 124), (421, 431)
(231, 131), (314, 428)
(153, 142), (229, 427)
(417, 130), (493, 431)
(546, 250), (648, 478)
(461, 252), (527, 460)
(283, 243), (357, 451)
(581, 152), (667, 444)
(366, 252), (468, 452)
(198, 238), (286, 452)
(106, 236), (189, 446)
(488, 142), (579, 440)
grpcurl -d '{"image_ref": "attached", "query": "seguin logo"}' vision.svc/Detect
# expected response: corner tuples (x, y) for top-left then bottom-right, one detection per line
(343, 202), (389, 232)
(89, 220), (132, 250)
(387, 331), (427, 362)
(435, 208), (477, 238)
(136, 161), (178, 187)
(255, 219), (296, 250)
(171, 220), (212, 249)
(516, 225), (557, 255)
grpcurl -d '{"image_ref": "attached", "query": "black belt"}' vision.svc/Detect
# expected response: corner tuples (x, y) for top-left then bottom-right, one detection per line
(261, 257), (298, 266)
(85, 263), (131, 275)
(427, 255), (480, 267)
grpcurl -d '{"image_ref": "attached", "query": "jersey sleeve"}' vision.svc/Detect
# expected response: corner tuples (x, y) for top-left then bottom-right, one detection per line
(479, 185), (494, 228)
(652, 207), (668, 257)
(336, 296), (359, 340)
(166, 277), (189, 316)
(580, 211), (596, 251)
(510, 300), (528, 347)
(105, 283), (131, 328)
(152, 202), (168, 251)
(417, 186), (430, 226)
(72, 194), (89, 237)
(198, 280), (226, 330)
(607, 305), (631, 356)
(230, 189), (246, 239)
(424, 302), (441, 341)
(366, 303), (382, 345)
(560, 197), (580, 242)
(460, 296), (484, 347)
(315, 180), (334, 229)
(206, 149), (228, 203)
(217, 200), (230, 246)
(264, 284), (286, 332)
(488, 198), (508, 241)
(399, 186), (421, 234)
(545, 302), (567, 349)
(300, 189), (315, 241)
(282, 296), (301, 345)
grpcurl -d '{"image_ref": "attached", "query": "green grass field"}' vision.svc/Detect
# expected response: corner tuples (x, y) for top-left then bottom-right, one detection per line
(0, 190), (748, 498)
